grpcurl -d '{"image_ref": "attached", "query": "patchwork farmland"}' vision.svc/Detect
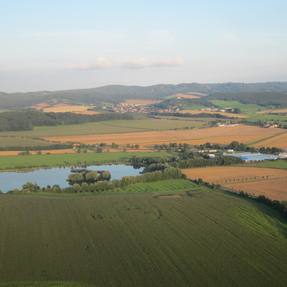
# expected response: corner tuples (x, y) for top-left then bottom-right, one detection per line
(44, 125), (287, 149)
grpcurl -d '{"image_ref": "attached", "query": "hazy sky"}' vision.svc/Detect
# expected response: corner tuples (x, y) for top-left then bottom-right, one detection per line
(0, 0), (287, 92)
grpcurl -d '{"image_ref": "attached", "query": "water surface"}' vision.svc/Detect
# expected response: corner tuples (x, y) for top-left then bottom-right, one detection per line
(224, 152), (278, 162)
(0, 164), (142, 193)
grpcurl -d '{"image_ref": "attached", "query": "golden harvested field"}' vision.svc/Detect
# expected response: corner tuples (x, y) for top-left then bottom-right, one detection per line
(179, 109), (247, 118)
(0, 149), (76, 156)
(45, 125), (286, 149)
(123, 99), (161, 105)
(182, 166), (287, 201)
(253, 131), (287, 149)
(33, 103), (99, 115)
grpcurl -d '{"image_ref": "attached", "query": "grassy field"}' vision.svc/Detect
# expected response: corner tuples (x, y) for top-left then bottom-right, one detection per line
(0, 136), (52, 149)
(0, 183), (287, 286)
(0, 151), (168, 170)
(0, 283), (92, 287)
(115, 179), (193, 194)
(0, 118), (206, 138)
(211, 100), (263, 114)
(180, 103), (209, 110)
(247, 159), (287, 170)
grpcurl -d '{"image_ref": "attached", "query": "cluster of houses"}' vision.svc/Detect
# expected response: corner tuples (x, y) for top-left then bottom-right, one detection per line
(111, 102), (179, 114)
(201, 107), (238, 113)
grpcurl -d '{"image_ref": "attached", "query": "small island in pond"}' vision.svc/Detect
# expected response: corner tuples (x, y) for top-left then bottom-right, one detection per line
(68, 168), (111, 185)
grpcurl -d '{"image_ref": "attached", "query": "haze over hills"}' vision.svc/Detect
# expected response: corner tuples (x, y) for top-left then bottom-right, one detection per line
(1, 81), (287, 109)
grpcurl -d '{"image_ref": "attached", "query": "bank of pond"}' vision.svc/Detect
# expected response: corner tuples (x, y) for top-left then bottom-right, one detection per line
(0, 164), (143, 193)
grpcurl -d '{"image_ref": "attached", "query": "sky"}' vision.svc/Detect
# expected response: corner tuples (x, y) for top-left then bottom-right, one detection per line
(0, 0), (287, 92)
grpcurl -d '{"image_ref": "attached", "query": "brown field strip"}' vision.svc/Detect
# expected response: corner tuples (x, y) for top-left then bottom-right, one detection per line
(253, 132), (287, 149)
(45, 125), (287, 149)
(183, 166), (287, 201)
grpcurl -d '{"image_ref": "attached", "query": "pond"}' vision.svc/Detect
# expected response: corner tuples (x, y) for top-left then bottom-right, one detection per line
(224, 152), (278, 162)
(0, 164), (143, 193)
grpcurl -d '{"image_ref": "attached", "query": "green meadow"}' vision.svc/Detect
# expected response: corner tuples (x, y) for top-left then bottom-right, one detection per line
(211, 100), (263, 114)
(246, 159), (287, 170)
(0, 182), (286, 286)
(0, 151), (168, 170)
(0, 118), (206, 138)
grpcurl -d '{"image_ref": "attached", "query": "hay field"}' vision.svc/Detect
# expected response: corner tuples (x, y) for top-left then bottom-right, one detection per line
(183, 166), (287, 201)
(45, 125), (287, 149)
(0, 184), (287, 286)
(33, 103), (98, 115)
(253, 131), (287, 149)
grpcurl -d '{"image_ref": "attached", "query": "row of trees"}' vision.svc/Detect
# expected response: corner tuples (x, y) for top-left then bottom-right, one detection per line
(0, 143), (73, 152)
(172, 156), (243, 169)
(154, 141), (282, 155)
(129, 154), (243, 173)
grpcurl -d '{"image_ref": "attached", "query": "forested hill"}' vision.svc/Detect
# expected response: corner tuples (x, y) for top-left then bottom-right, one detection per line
(208, 91), (287, 106)
(1, 82), (287, 109)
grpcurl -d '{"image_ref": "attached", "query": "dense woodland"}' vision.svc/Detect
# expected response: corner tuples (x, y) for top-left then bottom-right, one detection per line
(208, 92), (287, 106)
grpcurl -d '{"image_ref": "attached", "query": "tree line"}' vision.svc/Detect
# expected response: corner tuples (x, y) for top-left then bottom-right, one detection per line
(129, 154), (243, 173)
(197, 141), (282, 154)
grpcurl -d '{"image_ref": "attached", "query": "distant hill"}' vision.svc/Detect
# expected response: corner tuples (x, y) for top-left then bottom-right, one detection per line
(1, 82), (287, 109)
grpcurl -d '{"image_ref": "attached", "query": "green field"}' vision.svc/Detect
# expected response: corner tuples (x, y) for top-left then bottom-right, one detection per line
(246, 113), (287, 126)
(246, 159), (287, 170)
(211, 100), (263, 114)
(0, 151), (168, 170)
(0, 283), (92, 287)
(0, 136), (52, 149)
(180, 103), (209, 110)
(116, 178), (193, 193)
(0, 183), (287, 286)
(0, 118), (206, 139)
